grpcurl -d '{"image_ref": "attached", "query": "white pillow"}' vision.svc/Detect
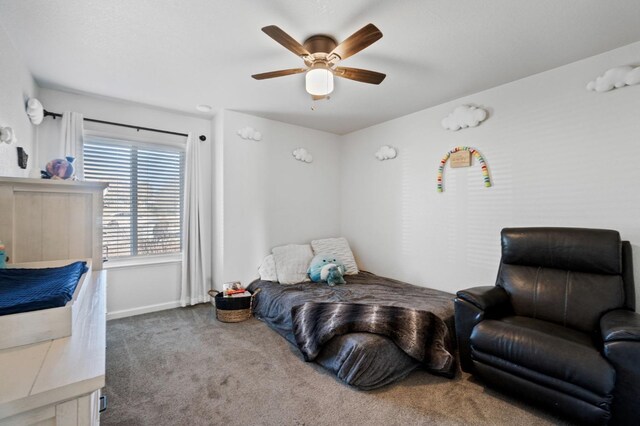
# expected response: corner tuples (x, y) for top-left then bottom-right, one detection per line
(258, 254), (278, 282)
(311, 237), (359, 275)
(272, 244), (313, 284)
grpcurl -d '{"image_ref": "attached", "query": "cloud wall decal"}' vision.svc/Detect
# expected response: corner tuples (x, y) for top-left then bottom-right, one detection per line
(375, 145), (397, 161)
(586, 65), (640, 92)
(441, 105), (488, 131)
(292, 148), (313, 163)
(237, 126), (262, 141)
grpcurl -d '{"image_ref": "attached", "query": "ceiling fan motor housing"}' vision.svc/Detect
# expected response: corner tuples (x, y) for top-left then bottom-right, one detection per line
(303, 35), (338, 55)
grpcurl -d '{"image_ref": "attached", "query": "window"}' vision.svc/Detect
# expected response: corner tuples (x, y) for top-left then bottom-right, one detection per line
(84, 136), (185, 260)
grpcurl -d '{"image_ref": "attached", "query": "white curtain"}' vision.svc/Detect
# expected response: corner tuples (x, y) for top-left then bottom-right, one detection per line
(60, 111), (85, 179)
(181, 133), (207, 306)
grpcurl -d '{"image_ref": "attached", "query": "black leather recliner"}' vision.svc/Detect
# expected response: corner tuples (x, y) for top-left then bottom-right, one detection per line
(455, 228), (640, 425)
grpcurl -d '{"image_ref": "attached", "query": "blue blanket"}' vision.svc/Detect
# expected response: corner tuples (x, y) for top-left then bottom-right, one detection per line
(0, 261), (88, 316)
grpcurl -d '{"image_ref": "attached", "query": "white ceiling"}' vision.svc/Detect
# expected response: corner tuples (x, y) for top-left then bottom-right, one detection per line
(1, 0), (640, 134)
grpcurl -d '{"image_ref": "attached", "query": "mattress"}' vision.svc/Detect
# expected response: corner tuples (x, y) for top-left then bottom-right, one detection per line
(247, 271), (456, 389)
(0, 261), (88, 316)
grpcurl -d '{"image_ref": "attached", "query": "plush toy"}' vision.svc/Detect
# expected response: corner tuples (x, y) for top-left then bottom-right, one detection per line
(308, 254), (346, 286)
(41, 156), (75, 180)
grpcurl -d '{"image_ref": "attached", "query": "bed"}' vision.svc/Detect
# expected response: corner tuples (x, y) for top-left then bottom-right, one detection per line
(247, 271), (456, 390)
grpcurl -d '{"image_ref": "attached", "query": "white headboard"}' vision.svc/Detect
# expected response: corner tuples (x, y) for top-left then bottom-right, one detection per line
(0, 177), (107, 269)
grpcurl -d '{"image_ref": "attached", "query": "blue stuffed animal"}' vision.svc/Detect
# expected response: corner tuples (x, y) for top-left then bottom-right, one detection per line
(308, 254), (346, 286)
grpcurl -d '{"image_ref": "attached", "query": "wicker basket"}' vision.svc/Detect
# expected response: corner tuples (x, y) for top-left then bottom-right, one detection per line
(209, 288), (261, 323)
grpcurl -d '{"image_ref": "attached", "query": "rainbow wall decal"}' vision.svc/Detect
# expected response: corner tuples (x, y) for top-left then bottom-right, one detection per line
(437, 146), (491, 193)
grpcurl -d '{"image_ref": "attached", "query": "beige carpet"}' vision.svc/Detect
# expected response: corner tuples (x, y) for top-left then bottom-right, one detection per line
(102, 305), (572, 426)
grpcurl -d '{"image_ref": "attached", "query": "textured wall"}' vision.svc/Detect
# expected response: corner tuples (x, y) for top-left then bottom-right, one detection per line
(0, 23), (37, 177)
(216, 110), (342, 288)
(340, 41), (640, 309)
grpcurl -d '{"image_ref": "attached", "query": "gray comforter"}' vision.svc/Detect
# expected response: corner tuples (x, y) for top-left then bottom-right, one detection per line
(247, 271), (456, 389)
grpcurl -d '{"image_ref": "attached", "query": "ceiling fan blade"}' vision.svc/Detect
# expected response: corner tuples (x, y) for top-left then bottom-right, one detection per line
(262, 25), (310, 57)
(252, 68), (307, 80)
(330, 23), (382, 61)
(334, 67), (386, 84)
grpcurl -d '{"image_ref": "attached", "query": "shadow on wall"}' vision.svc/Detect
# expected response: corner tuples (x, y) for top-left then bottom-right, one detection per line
(632, 243), (640, 311)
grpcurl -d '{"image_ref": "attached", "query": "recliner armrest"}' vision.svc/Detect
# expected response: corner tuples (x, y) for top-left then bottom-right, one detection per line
(455, 286), (510, 373)
(601, 309), (640, 343)
(456, 286), (510, 311)
(601, 309), (640, 424)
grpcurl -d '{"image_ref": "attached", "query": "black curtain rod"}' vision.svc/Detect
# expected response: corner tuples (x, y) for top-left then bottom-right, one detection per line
(43, 110), (207, 141)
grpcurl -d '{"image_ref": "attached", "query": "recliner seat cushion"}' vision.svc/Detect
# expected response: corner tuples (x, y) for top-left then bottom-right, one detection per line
(471, 316), (615, 397)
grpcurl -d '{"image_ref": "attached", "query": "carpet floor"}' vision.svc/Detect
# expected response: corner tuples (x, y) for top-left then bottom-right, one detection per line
(102, 304), (573, 426)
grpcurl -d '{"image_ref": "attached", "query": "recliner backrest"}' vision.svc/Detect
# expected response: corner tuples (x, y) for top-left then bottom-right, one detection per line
(497, 228), (628, 333)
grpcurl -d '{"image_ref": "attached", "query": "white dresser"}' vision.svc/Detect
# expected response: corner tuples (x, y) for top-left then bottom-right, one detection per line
(0, 178), (107, 426)
(0, 268), (106, 426)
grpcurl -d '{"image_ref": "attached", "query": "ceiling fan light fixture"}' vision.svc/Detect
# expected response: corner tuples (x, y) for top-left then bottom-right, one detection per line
(305, 68), (334, 96)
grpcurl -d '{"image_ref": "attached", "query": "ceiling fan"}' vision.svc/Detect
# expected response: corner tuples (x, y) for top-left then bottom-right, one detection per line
(252, 23), (386, 100)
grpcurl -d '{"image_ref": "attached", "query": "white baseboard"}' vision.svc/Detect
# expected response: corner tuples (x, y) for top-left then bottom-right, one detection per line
(107, 301), (182, 320)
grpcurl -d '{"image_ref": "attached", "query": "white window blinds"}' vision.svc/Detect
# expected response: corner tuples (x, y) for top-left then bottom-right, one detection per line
(84, 136), (185, 260)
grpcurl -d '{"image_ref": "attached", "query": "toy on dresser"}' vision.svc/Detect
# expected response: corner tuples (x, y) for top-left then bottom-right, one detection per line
(41, 156), (76, 180)
(308, 254), (346, 286)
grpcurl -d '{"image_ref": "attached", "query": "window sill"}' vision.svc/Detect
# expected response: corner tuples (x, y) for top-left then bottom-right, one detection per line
(104, 254), (182, 269)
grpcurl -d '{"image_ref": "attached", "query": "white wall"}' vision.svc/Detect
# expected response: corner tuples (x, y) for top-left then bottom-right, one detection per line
(215, 110), (342, 288)
(0, 23), (37, 177)
(36, 88), (213, 318)
(341, 41), (640, 310)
